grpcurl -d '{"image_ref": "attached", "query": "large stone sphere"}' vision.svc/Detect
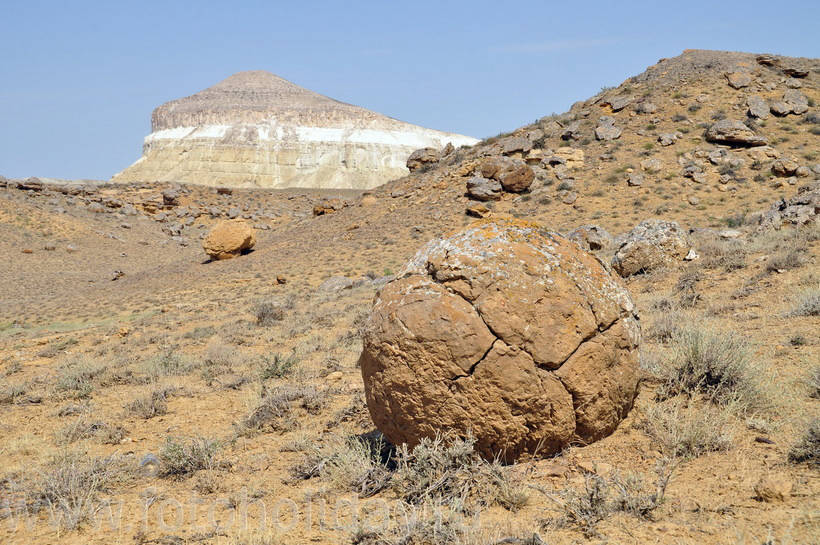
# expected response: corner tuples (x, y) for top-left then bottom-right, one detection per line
(359, 218), (641, 462)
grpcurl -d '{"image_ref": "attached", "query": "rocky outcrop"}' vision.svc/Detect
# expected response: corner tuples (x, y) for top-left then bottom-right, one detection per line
(112, 71), (477, 189)
(705, 119), (768, 146)
(359, 218), (641, 462)
(756, 182), (819, 230)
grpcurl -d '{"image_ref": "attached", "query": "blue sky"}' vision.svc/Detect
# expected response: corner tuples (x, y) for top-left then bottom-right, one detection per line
(1, 0), (818, 180)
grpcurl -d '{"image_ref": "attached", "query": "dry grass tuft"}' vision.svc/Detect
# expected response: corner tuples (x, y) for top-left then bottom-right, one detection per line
(643, 401), (733, 459)
(788, 419), (819, 467)
(653, 327), (769, 411)
(32, 452), (128, 530)
(158, 436), (221, 477)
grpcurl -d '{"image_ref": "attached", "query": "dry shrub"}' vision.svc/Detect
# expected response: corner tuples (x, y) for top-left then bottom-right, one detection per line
(644, 401), (733, 459)
(549, 460), (674, 537)
(654, 327), (769, 411)
(56, 415), (126, 445)
(125, 387), (176, 419)
(54, 359), (106, 399)
(32, 452), (128, 530)
(765, 250), (806, 273)
(300, 434), (528, 514)
(237, 383), (327, 436)
(788, 419), (819, 467)
(159, 436), (221, 477)
(697, 237), (747, 271)
(787, 288), (820, 317)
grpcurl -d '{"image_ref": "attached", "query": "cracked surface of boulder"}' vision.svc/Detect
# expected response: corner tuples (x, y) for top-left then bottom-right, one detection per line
(359, 218), (641, 462)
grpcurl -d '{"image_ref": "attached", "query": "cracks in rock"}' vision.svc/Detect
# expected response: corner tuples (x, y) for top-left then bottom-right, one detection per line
(541, 316), (621, 374)
(450, 338), (499, 381)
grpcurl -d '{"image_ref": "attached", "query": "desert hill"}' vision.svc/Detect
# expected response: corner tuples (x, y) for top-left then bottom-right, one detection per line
(0, 49), (818, 545)
(111, 70), (477, 189)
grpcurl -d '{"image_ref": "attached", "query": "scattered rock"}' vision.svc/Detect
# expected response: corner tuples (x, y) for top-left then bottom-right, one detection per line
(406, 147), (440, 172)
(772, 158), (799, 177)
(111, 270), (125, 281)
(466, 177), (502, 201)
(782, 65), (809, 78)
(627, 173), (644, 187)
(313, 198), (346, 216)
(466, 203), (491, 218)
(16, 177), (43, 191)
(640, 158), (662, 173)
(687, 195), (700, 206)
(202, 220), (256, 260)
(553, 147), (585, 169)
(480, 157), (534, 193)
(560, 120), (582, 141)
(497, 136), (532, 155)
(747, 146), (780, 163)
(635, 101), (657, 114)
(567, 225), (613, 251)
(216, 187), (233, 195)
(162, 189), (180, 206)
(359, 217), (641, 462)
(704, 119), (767, 146)
(603, 95), (633, 111)
(725, 71), (752, 89)
(612, 219), (692, 277)
(754, 475), (790, 502)
(719, 229), (743, 239)
(658, 133), (679, 146)
(756, 182), (819, 230)
(319, 276), (355, 292)
(561, 191), (578, 205)
(746, 95), (770, 119)
(783, 89), (809, 115)
(594, 116), (622, 141)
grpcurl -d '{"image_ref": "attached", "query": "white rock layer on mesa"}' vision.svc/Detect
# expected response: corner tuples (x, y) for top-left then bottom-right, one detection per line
(112, 71), (478, 189)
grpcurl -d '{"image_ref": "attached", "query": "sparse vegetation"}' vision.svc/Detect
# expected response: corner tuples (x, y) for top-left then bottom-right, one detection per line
(644, 401), (733, 459)
(788, 420), (819, 467)
(159, 436), (221, 477)
(32, 452), (127, 530)
(787, 288), (820, 316)
(653, 327), (767, 411)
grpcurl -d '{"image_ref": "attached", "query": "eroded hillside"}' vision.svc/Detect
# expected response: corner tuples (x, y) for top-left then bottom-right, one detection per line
(0, 49), (818, 545)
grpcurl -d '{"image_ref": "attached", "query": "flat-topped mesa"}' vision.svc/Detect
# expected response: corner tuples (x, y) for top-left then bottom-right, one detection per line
(113, 71), (478, 189)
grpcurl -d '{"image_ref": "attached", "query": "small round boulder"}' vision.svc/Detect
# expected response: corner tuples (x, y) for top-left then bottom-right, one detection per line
(359, 217), (641, 462)
(202, 220), (256, 260)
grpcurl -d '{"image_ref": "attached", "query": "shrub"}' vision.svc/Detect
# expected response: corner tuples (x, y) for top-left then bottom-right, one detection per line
(787, 289), (820, 317)
(765, 250), (806, 273)
(655, 328), (766, 410)
(550, 461), (673, 537)
(254, 300), (289, 326)
(393, 435), (528, 512)
(237, 384), (326, 436)
(56, 415), (126, 445)
(313, 436), (391, 497)
(644, 401), (733, 459)
(788, 420), (819, 466)
(159, 436), (220, 477)
(55, 359), (106, 399)
(258, 353), (299, 380)
(125, 387), (174, 419)
(33, 453), (125, 530)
